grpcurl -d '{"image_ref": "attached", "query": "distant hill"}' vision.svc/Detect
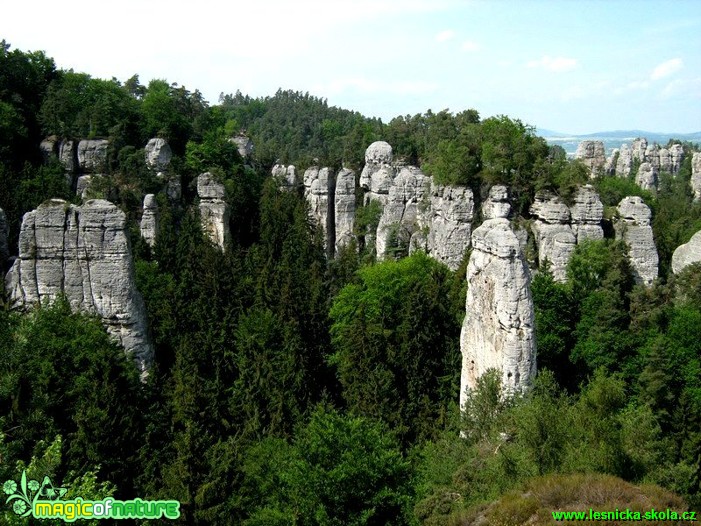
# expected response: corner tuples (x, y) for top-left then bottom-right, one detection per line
(536, 129), (701, 156)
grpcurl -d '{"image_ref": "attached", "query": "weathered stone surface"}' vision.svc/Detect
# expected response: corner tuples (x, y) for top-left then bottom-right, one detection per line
(59, 140), (77, 173)
(197, 173), (230, 250)
(140, 194), (158, 248)
(460, 218), (536, 403)
(230, 135), (253, 159)
(616, 144), (633, 177)
(75, 175), (93, 200)
(145, 138), (172, 171)
(165, 177), (182, 201)
(304, 167), (336, 251)
(604, 149), (619, 176)
(5, 199), (153, 375)
(360, 141), (393, 195)
(376, 166), (428, 259)
(615, 196), (658, 286)
(575, 140), (606, 177)
(636, 162), (658, 193)
(672, 230), (701, 274)
(530, 191), (575, 282)
(657, 147), (670, 172)
(334, 168), (356, 253)
(632, 138), (648, 162)
(0, 207), (8, 268)
(570, 185), (604, 242)
(482, 185), (510, 219)
(691, 153), (701, 202)
(40, 136), (59, 163)
(77, 140), (109, 172)
(273, 164), (297, 190)
(669, 144), (684, 174)
(421, 183), (474, 270)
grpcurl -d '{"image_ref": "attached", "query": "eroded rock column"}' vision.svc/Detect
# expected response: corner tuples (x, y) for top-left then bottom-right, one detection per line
(460, 218), (536, 404)
(615, 196), (658, 285)
(197, 173), (231, 250)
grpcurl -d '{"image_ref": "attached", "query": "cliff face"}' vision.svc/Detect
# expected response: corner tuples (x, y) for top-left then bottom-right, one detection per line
(460, 217), (536, 403)
(197, 172), (231, 251)
(575, 140), (606, 178)
(4, 199), (153, 376)
(692, 153), (701, 202)
(615, 196), (658, 286)
(529, 186), (604, 282)
(672, 230), (701, 275)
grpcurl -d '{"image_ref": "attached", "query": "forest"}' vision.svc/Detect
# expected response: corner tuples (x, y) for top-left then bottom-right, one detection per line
(1, 40), (701, 525)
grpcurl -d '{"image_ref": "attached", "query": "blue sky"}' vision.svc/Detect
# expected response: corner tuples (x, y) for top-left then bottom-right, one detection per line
(2, 0), (699, 134)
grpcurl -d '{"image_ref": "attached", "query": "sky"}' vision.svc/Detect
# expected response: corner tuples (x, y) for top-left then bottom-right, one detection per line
(2, 0), (700, 135)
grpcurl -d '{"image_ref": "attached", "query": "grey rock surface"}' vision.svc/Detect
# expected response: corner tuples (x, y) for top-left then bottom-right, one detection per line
(672, 229), (701, 274)
(570, 185), (604, 242)
(140, 194), (158, 248)
(530, 191), (575, 282)
(77, 140), (109, 172)
(669, 144), (684, 174)
(59, 139), (77, 173)
(304, 167), (336, 251)
(0, 207), (8, 268)
(575, 140), (606, 177)
(482, 185), (511, 219)
(230, 135), (254, 159)
(460, 218), (536, 404)
(145, 138), (172, 171)
(636, 162), (658, 193)
(616, 144), (633, 177)
(615, 196), (658, 285)
(5, 199), (153, 375)
(692, 152), (701, 202)
(273, 164), (297, 190)
(197, 173), (230, 250)
(334, 168), (356, 253)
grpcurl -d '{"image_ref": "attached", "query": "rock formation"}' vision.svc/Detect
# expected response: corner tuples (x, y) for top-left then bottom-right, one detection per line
(145, 138), (172, 171)
(604, 149), (619, 176)
(230, 135), (254, 159)
(360, 141), (394, 204)
(691, 153), (701, 202)
(334, 168), (356, 253)
(672, 230), (701, 274)
(615, 196), (658, 286)
(375, 166), (428, 259)
(0, 207), (8, 268)
(636, 162), (658, 193)
(530, 192), (576, 282)
(632, 138), (648, 163)
(4, 199), (153, 376)
(273, 164), (297, 191)
(197, 172), (230, 250)
(482, 185), (511, 219)
(304, 167), (336, 253)
(570, 185), (604, 242)
(575, 140), (606, 177)
(77, 140), (109, 172)
(460, 218), (536, 403)
(414, 183), (474, 271)
(140, 194), (159, 248)
(669, 144), (685, 174)
(75, 175), (94, 200)
(616, 144), (633, 177)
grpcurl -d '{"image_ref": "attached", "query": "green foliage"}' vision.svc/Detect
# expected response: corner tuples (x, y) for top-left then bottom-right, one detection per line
(242, 407), (413, 526)
(329, 253), (461, 445)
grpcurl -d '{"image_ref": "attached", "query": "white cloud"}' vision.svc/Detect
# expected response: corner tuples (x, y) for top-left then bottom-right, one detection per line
(461, 40), (479, 52)
(650, 58), (683, 80)
(435, 30), (455, 42)
(660, 77), (701, 99)
(526, 55), (578, 72)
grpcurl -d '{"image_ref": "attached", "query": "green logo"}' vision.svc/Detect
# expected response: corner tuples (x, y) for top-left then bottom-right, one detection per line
(4, 471), (180, 522)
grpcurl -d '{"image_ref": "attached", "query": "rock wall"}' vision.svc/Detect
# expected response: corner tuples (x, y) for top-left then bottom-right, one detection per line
(615, 196), (658, 285)
(77, 140), (109, 172)
(197, 173), (231, 250)
(610, 138), (685, 180)
(672, 230), (701, 275)
(691, 152), (701, 202)
(0, 207), (8, 268)
(273, 164), (297, 191)
(636, 162), (658, 193)
(303, 167), (336, 254)
(529, 186), (604, 282)
(334, 168), (356, 254)
(230, 135), (254, 159)
(4, 199), (153, 376)
(575, 140), (606, 178)
(460, 218), (536, 403)
(140, 194), (159, 248)
(145, 138), (172, 171)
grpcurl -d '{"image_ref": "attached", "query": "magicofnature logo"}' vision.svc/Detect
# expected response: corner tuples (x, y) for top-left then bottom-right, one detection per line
(4, 470), (180, 522)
